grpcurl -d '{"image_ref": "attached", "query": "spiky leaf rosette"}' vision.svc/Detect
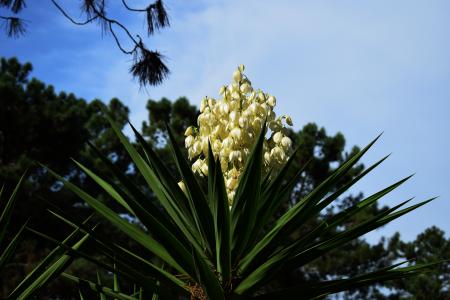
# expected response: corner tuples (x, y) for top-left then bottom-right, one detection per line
(0, 175), (94, 299)
(44, 67), (440, 299)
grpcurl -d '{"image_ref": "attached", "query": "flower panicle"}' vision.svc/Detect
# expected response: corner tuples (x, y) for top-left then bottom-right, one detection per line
(181, 65), (294, 204)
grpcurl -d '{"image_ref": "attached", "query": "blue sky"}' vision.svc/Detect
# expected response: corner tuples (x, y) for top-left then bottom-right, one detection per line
(1, 0), (449, 242)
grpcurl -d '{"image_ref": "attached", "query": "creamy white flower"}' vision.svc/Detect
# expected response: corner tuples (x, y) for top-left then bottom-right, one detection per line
(264, 151), (271, 164)
(281, 136), (292, 149)
(229, 111), (240, 123)
(229, 150), (242, 164)
(178, 181), (187, 195)
(185, 126), (194, 136)
(273, 132), (283, 144)
(233, 70), (242, 82)
(201, 137), (209, 156)
(238, 116), (248, 128)
(258, 91), (265, 102)
(285, 116), (293, 126)
(240, 83), (252, 93)
(192, 141), (202, 156)
(271, 146), (286, 162)
(201, 162), (208, 176)
(200, 98), (208, 112)
(267, 96), (276, 107)
(222, 137), (234, 149)
(192, 159), (202, 173)
(226, 177), (238, 190)
(221, 103), (230, 114)
(184, 65), (294, 204)
(212, 139), (222, 152)
(230, 127), (242, 140)
(185, 135), (194, 148)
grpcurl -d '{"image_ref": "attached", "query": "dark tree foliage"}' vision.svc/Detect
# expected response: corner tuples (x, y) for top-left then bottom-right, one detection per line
(0, 57), (447, 299)
(0, 57), (133, 297)
(0, 0), (170, 87)
(385, 227), (450, 300)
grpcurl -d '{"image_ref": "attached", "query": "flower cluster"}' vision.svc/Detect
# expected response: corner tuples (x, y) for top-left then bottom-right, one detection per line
(183, 65), (293, 203)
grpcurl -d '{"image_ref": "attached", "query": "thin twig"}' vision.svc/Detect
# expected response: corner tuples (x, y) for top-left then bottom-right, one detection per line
(121, 0), (147, 12)
(109, 22), (136, 55)
(50, 0), (98, 25)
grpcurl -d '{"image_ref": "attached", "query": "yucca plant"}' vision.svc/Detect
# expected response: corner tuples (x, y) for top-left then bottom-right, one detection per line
(41, 66), (440, 300)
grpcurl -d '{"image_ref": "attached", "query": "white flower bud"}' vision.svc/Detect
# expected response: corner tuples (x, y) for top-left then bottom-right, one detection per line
(201, 162), (208, 176)
(258, 91), (265, 101)
(231, 91), (240, 100)
(185, 135), (194, 148)
(184, 126), (194, 136)
(267, 110), (276, 122)
(233, 70), (242, 82)
(264, 151), (271, 164)
(219, 86), (226, 95)
(213, 139), (222, 152)
(229, 111), (240, 123)
(193, 141), (202, 156)
(222, 137), (234, 149)
(228, 190), (236, 202)
(267, 96), (276, 107)
(285, 116), (293, 126)
(220, 158), (228, 171)
(273, 132), (283, 144)
(238, 116), (248, 128)
(229, 150), (242, 163)
(226, 177), (238, 190)
(230, 127), (242, 140)
(271, 146), (285, 162)
(269, 120), (282, 131)
(221, 103), (229, 114)
(281, 136), (292, 149)
(252, 117), (263, 132)
(192, 159), (202, 173)
(188, 147), (195, 160)
(201, 137), (209, 156)
(178, 181), (187, 195)
(259, 103), (269, 117)
(249, 103), (260, 114)
(240, 83), (252, 93)
(200, 98), (208, 112)
(229, 167), (239, 178)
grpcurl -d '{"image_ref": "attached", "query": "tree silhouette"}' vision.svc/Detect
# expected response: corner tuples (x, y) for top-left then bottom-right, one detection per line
(0, 0), (170, 87)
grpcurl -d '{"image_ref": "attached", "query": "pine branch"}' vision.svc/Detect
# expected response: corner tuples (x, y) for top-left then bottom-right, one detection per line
(1, 0), (171, 87)
(50, 0), (98, 25)
(0, 0), (26, 13)
(122, 0), (169, 35)
(121, 0), (147, 12)
(0, 16), (26, 37)
(130, 42), (169, 87)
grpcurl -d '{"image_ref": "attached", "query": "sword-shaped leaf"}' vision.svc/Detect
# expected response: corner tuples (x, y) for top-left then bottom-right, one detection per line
(230, 122), (265, 262)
